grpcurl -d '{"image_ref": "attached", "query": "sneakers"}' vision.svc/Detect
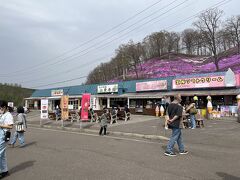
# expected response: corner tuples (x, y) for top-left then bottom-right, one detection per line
(164, 151), (177, 157)
(0, 171), (9, 178)
(179, 151), (189, 155)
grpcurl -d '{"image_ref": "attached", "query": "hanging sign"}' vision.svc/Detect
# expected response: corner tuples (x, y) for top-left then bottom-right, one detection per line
(97, 84), (118, 93)
(41, 99), (48, 119)
(51, 89), (64, 96)
(136, 80), (167, 91)
(81, 93), (91, 121)
(172, 75), (225, 89)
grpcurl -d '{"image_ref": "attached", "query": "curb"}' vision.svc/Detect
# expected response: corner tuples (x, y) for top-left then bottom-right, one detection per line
(28, 124), (169, 141)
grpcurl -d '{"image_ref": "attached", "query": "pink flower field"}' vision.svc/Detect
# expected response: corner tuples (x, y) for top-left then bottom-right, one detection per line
(109, 54), (240, 82)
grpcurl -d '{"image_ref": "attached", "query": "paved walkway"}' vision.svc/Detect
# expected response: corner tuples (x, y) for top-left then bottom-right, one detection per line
(26, 110), (239, 141)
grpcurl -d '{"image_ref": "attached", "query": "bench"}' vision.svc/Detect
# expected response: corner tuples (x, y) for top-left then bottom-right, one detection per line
(70, 111), (80, 123)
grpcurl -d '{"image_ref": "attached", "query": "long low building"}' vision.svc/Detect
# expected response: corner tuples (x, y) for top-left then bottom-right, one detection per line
(25, 69), (240, 116)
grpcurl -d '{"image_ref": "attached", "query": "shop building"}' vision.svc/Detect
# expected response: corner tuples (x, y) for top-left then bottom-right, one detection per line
(26, 69), (240, 117)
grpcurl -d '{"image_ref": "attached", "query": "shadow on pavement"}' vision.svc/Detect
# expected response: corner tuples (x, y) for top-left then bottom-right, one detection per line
(216, 172), (240, 180)
(10, 160), (36, 174)
(23, 141), (37, 148)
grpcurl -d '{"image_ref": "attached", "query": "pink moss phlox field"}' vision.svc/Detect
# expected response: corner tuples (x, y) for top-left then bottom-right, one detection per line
(107, 54), (240, 82)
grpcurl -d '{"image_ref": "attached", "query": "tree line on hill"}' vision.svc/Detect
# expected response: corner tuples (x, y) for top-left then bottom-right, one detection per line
(0, 83), (34, 107)
(86, 8), (240, 84)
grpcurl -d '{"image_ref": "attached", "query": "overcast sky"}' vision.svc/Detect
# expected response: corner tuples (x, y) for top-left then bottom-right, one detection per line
(0, 0), (239, 89)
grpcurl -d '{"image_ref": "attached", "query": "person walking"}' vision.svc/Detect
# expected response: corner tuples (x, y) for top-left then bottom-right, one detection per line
(0, 100), (13, 178)
(99, 109), (109, 136)
(9, 106), (27, 148)
(165, 94), (188, 157)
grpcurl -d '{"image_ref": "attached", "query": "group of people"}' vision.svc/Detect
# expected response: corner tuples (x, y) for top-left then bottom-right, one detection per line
(0, 100), (27, 178)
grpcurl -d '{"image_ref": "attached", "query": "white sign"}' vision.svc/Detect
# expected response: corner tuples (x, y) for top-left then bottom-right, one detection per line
(41, 99), (49, 119)
(51, 89), (64, 96)
(97, 84), (118, 93)
(68, 105), (74, 110)
(8, 102), (14, 108)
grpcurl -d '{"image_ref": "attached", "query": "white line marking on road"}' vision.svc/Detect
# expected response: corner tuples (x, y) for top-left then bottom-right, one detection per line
(30, 127), (165, 145)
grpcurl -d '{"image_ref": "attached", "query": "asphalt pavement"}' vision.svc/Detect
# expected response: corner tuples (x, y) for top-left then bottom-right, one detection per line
(4, 111), (240, 180)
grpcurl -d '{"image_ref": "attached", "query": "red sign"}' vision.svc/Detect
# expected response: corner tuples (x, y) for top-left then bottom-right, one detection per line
(81, 93), (91, 121)
(172, 75), (225, 89)
(136, 80), (167, 91)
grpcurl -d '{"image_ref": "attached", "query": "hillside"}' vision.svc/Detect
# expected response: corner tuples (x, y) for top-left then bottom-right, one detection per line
(109, 50), (240, 82)
(0, 84), (34, 107)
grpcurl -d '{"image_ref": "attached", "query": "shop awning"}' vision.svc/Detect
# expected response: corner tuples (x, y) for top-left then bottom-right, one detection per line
(168, 89), (240, 96)
(120, 89), (240, 99)
(94, 94), (122, 98)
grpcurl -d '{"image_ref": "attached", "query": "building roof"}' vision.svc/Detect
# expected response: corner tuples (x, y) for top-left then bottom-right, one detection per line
(30, 71), (227, 98)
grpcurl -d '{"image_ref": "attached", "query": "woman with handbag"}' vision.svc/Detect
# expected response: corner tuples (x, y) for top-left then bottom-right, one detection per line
(9, 106), (27, 148)
(186, 101), (197, 129)
(0, 100), (13, 178)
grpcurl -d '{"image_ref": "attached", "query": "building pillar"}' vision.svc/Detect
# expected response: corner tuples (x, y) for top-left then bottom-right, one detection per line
(107, 98), (110, 108)
(95, 98), (101, 110)
(34, 100), (38, 109)
(237, 94), (240, 123)
(127, 98), (130, 107)
(25, 100), (28, 108)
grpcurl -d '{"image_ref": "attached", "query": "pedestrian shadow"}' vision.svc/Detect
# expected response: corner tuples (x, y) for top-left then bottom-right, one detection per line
(22, 141), (37, 148)
(216, 172), (240, 180)
(9, 160), (36, 174)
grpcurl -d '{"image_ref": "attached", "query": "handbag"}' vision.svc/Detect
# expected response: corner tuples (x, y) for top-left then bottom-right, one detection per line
(4, 131), (11, 142)
(16, 124), (25, 132)
(189, 108), (198, 114)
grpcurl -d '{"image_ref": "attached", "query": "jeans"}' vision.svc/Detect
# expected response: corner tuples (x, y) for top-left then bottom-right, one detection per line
(99, 126), (107, 135)
(190, 114), (196, 128)
(166, 128), (184, 153)
(10, 131), (25, 146)
(0, 130), (8, 173)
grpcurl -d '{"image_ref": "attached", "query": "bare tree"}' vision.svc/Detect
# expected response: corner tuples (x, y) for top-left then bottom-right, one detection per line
(226, 15), (240, 53)
(165, 32), (180, 54)
(182, 28), (196, 54)
(194, 8), (223, 71)
(143, 31), (167, 58)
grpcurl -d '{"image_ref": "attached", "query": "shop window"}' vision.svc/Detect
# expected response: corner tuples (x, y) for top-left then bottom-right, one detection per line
(69, 100), (78, 110)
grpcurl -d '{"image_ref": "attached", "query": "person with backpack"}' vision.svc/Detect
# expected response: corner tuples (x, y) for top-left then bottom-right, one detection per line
(9, 106), (27, 148)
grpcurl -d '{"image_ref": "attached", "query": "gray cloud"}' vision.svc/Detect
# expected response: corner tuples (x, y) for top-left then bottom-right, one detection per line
(0, 0), (239, 89)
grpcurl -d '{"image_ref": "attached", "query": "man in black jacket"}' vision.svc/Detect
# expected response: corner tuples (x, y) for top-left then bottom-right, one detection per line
(165, 94), (188, 157)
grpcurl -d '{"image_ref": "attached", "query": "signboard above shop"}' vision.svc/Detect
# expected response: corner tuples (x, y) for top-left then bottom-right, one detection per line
(136, 80), (167, 91)
(97, 84), (118, 93)
(51, 89), (64, 96)
(172, 75), (226, 89)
